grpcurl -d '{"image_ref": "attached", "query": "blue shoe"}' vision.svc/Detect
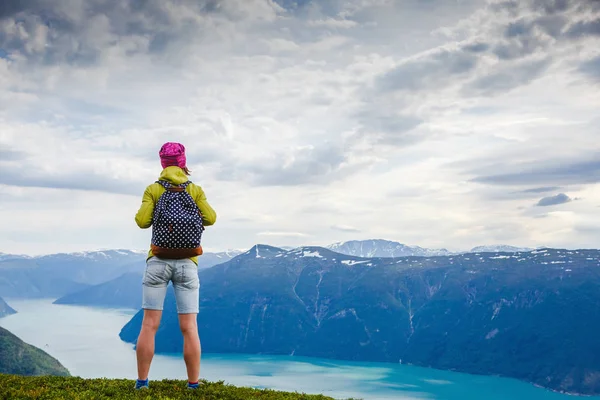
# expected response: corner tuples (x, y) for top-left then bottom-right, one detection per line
(187, 381), (200, 389)
(135, 379), (149, 390)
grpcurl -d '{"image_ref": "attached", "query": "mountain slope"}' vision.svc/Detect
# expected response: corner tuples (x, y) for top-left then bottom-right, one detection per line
(0, 296), (16, 318)
(0, 249), (239, 301)
(327, 239), (536, 258)
(193, 250), (243, 269)
(51, 250), (244, 309)
(53, 272), (143, 309)
(0, 251), (145, 299)
(34, 250), (146, 286)
(0, 258), (90, 299)
(120, 246), (600, 395)
(470, 245), (534, 253)
(0, 326), (70, 376)
(0, 253), (30, 261)
(327, 239), (451, 257)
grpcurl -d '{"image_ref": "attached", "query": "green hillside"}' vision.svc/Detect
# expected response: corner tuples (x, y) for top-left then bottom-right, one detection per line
(0, 326), (70, 377)
(0, 375), (342, 400)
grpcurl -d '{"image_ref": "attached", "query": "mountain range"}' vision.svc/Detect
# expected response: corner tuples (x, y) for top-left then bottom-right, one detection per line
(0, 257), (90, 299)
(116, 244), (600, 396)
(327, 239), (534, 258)
(327, 239), (452, 257)
(0, 249), (242, 300)
(47, 240), (541, 310)
(469, 245), (535, 253)
(0, 250), (147, 300)
(1, 239), (596, 394)
(0, 239), (534, 269)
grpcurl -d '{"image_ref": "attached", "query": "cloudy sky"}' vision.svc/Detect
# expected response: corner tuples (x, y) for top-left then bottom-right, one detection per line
(0, 0), (599, 255)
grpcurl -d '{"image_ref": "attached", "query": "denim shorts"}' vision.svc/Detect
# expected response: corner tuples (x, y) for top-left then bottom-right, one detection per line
(142, 257), (199, 314)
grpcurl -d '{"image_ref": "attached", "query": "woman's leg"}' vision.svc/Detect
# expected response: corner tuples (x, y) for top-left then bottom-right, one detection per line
(178, 313), (201, 382)
(136, 309), (162, 380)
(137, 258), (170, 381)
(173, 259), (201, 383)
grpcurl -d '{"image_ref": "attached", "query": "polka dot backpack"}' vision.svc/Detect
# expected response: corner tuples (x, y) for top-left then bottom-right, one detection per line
(151, 180), (204, 249)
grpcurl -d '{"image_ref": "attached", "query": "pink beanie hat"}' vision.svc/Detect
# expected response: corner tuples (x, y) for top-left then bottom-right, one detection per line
(159, 142), (187, 169)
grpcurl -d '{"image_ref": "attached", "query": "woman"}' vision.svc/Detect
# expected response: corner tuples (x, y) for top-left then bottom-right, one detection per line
(133, 142), (217, 390)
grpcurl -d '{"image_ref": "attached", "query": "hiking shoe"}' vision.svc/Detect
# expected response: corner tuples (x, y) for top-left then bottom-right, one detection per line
(187, 381), (201, 389)
(135, 379), (149, 390)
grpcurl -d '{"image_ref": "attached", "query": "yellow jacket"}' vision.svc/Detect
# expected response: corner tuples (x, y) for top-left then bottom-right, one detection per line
(135, 166), (217, 264)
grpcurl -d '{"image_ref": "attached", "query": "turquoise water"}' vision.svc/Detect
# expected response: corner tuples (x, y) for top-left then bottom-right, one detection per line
(1, 299), (596, 400)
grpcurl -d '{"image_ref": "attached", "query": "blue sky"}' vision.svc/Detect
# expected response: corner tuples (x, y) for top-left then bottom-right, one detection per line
(0, 0), (599, 255)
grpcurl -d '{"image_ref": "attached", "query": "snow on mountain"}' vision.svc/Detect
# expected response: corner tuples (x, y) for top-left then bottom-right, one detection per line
(327, 240), (541, 259)
(0, 242), (542, 271)
(327, 239), (451, 258)
(222, 249), (244, 258)
(0, 250), (149, 263)
(0, 247), (242, 270)
(0, 253), (31, 261)
(37, 249), (147, 261)
(242, 244), (287, 259)
(470, 245), (535, 253)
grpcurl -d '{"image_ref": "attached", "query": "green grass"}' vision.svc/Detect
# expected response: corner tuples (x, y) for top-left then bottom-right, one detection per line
(0, 374), (358, 400)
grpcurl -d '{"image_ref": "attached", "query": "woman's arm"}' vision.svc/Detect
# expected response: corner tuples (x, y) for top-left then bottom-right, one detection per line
(135, 186), (155, 229)
(191, 184), (217, 226)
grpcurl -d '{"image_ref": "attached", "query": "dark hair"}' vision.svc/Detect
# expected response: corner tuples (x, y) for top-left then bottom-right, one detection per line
(182, 167), (191, 175)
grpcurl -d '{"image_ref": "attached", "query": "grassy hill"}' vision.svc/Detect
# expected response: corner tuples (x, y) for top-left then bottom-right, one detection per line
(0, 327), (70, 377)
(0, 375), (344, 400)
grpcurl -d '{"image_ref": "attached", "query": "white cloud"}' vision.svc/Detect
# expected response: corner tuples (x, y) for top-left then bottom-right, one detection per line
(0, 0), (599, 255)
(258, 232), (310, 237)
(307, 18), (358, 29)
(331, 225), (361, 233)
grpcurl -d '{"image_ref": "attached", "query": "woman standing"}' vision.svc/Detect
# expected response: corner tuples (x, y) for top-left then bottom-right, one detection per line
(133, 142), (217, 390)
